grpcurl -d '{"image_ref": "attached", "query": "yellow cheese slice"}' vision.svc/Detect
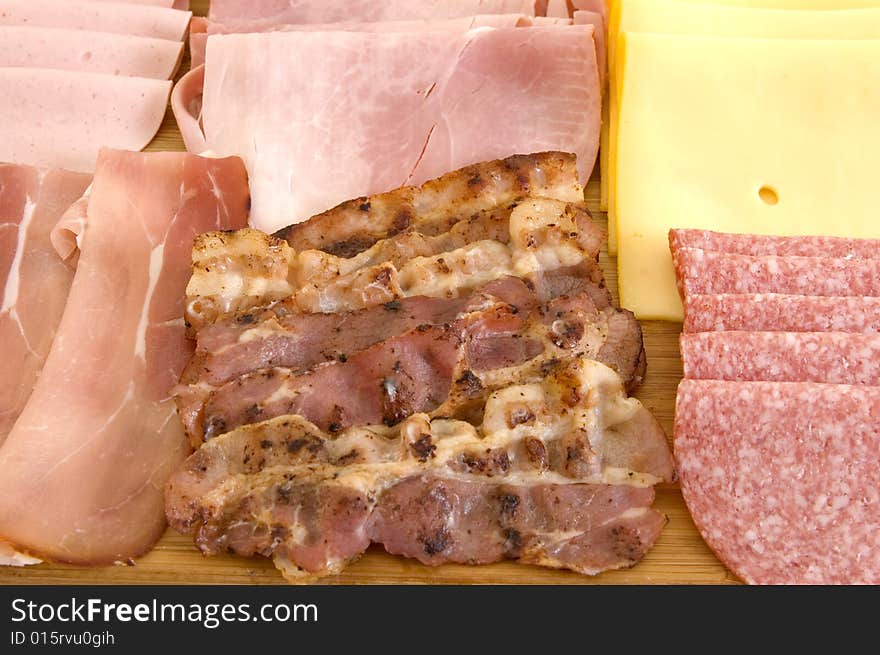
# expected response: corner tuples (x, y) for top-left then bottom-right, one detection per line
(603, 0), (880, 254)
(615, 33), (880, 320)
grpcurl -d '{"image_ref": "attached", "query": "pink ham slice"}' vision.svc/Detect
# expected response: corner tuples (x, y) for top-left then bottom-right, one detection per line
(574, 10), (605, 86)
(0, 165), (91, 448)
(0, 0), (192, 41)
(0, 26), (183, 79)
(0, 68), (171, 172)
(207, 0), (537, 26)
(0, 149), (250, 565)
(189, 14), (545, 69)
(185, 26), (599, 232)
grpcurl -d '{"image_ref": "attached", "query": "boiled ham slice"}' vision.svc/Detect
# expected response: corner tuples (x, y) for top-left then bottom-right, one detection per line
(0, 149), (250, 565)
(207, 0), (537, 27)
(181, 26), (599, 232)
(0, 164), (91, 448)
(0, 0), (192, 41)
(0, 26), (183, 79)
(0, 68), (171, 172)
(189, 14), (546, 69)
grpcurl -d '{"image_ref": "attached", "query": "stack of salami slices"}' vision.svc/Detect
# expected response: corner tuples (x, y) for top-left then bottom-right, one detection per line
(669, 228), (880, 585)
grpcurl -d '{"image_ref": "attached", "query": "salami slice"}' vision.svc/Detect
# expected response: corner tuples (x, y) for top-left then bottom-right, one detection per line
(673, 248), (880, 298)
(681, 331), (880, 384)
(669, 228), (880, 260)
(675, 379), (880, 585)
(683, 294), (880, 334)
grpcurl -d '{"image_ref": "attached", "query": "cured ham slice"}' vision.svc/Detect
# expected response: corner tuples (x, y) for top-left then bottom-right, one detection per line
(0, 149), (249, 565)
(181, 26), (599, 232)
(0, 68), (171, 172)
(207, 0), (537, 27)
(574, 10), (606, 86)
(0, 0), (192, 41)
(0, 26), (183, 79)
(0, 164), (91, 448)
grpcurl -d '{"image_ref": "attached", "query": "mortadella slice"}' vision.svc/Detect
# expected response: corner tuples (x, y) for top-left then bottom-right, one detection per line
(0, 164), (91, 448)
(192, 26), (600, 232)
(0, 26), (183, 79)
(0, 68), (171, 172)
(0, 0), (192, 41)
(0, 149), (250, 565)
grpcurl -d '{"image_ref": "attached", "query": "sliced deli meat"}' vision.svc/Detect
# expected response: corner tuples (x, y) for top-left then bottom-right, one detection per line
(189, 14), (554, 69)
(0, 149), (249, 565)
(683, 294), (880, 334)
(0, 26), (183, 79)
(206, 0), (537, 27)
(675, 379), (880, 585)
(670, 228), (880, 260)
(0, 68), (171, 172)
(672, 248), (880, 298)
(0, 0), (192, 41)
(0, 164), (91, 448)
(680, 331), (880, 384)
(186, 26), (599, 231)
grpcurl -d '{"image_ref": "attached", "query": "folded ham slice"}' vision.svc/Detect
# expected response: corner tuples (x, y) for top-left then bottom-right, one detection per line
(179, 25), (599, 232)
(0, 149), (249, 565)
(0, 68), (171, 172)
(0, 0), (192, 41)
(0, 164), (91, 448)
(0, 26), (183, 79)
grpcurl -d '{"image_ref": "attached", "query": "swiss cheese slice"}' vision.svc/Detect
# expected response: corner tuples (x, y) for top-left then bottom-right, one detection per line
(615, 33), (880, 320)
(602, 0), (880, 252)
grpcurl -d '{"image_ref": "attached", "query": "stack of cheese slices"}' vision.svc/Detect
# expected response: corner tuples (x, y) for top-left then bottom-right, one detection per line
(603, 0), (880, 321)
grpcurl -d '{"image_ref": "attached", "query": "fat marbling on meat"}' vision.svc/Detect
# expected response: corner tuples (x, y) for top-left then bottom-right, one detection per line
(167, 359), (673, 580)
(0, 164), (91, 449)
(0, 149), (249, 565)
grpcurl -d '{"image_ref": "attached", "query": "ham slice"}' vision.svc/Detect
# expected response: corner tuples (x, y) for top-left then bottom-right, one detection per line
(0, 26), (183, 79)
(0, 149), (250, 565)
(574, 10), (605, 86)
(189, 14), (545, 69)
(0, 165), (91, 448)
(207, 0), (537, 26)
(0, 68), (171, 172)
(181, 26), (599, 232)
(0, 0), (192, 41)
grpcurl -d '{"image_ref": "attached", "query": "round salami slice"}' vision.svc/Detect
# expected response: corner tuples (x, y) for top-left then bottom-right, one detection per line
(683, 294), (880, 334)
(675, 379), (880, 585)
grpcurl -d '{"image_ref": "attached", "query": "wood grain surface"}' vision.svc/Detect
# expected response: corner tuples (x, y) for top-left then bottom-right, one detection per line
(0, 1), (736, 585)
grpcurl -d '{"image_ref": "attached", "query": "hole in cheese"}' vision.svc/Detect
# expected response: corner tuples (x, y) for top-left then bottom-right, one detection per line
(758, 186), (779, 205)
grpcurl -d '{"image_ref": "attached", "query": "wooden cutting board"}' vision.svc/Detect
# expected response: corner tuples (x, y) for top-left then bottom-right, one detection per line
(0, 1), (737, 585)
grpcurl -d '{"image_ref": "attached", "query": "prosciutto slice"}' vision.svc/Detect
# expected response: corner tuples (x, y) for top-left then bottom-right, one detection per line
(0, 0), (192, 41)
(0, 26), (183, 79)
(0, 149), (249, 565)
(0, 164), (91, 447)
(0, 68), (170, 172)
(182, 26), (599, 232)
